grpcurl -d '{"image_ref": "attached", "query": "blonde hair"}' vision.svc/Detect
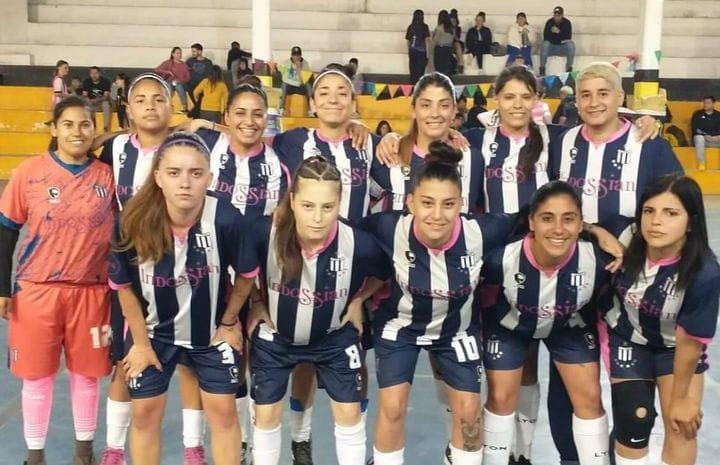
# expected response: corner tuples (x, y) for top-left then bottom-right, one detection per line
(577, 62), (622, 92)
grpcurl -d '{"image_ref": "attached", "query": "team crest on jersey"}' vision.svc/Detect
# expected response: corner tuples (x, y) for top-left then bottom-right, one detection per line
(485, 337), (503, 360)
(219, 153), (230, 169)
(328, 256), (348, 274)
(228, 365), (240, 383)
(47, 187), (61, 203)
(94, 184), (108, 198)
(118, 152), (127, 167)
(405, 250), (416, 268)
(614, 344), (637, 369)
(460, 252), (476, 270)
(195, 233), (213, 249)
(306, 146), (323, 158)
(514, 272), (526, 288)
(570, 272), (587, 288)
(401, 165), (412, 180)
(569, 147), (578, 162)
(584, 332), (597, 350)
(661, 277), (678, 298)
(489, 141), (499, 156)
(259, 162), (276, 178)
(611, 148), (631, 169)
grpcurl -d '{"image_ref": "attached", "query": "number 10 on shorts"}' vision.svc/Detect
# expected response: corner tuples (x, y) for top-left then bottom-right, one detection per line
(451, 335), (480, 363)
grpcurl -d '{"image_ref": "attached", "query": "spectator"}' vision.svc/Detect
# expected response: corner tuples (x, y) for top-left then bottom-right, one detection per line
(70, 76), (83, 96)
(552, 85), (580, 127)
(449, 9), (465, 73)
(691, 95), (720, 170)
(348, 58), (364, 95)
(235, 58), (254, 82)
(531, 86), (552, 124)
(465, 12), (493, 69)
(405, 9), (431, 84)
(155, 46), (191, 112)
(507, 12), (534, 67)
(110, 73), (130, 129)
(464, 89), (487, 129)
(432, 10), (456, 76)
(238, 73), (262, 89)
(192, 65), (229, 123)
(227, 41), (252, 87)
(186, 42), (214, 107)
(375, 120), (393, 137)
(82, 66), (112, 133)
(456, 94), (468, 123)
(451, 112), (464, 130)
(278, 46), (312, 116)
(540, 6), (575, 75)
(51, 60), (69, 108)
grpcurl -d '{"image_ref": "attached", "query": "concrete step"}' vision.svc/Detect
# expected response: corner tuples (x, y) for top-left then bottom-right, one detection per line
(0, 53), (32, 65)
(28, 0), (368, 13)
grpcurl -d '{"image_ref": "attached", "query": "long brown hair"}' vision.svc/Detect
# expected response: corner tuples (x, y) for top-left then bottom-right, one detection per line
(399, 72), (456, 165)
(116, 132), (212, 263)
(273, 157), (342, 283)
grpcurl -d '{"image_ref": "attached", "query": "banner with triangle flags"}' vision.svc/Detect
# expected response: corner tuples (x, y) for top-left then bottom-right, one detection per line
(466, 84), (478, 97)
(400, 84), (413, 96)
(373, 83), (387, 98)
(543, 75), (557, 88)
(479, 83), (493, 97)
(654, 50), (662, 63)
(364, 82), (375, 96)
(559, 72), (570, 85)
(388, 85), (400, 98)
(570, 71), (579, 82)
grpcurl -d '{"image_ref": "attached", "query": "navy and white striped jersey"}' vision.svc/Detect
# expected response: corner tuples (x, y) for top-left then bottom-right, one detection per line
(465, 125), (566, 214)
(100, 134), (158, 209)
(604, 255), (720, 348)
(481, 236), (610, 338)
(109, 195), (247, 349)
(270, 128), (382, 222)
(237, 216), (390, 345)
(371, 144), (485, 213)
(551, 121), (683, 231)
(200, 130), (290, 218)
(361, 211), (514, 345)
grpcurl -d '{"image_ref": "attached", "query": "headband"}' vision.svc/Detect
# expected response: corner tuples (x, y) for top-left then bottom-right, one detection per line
(414, 72), (457, 102)
(158, 132), (211, 160)
(128, 72), (172, 98)
(311, 69), (355, 95)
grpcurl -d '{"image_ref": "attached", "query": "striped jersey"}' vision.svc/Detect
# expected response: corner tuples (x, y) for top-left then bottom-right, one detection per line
(270, 127), (382, 222)
(371, 144), (485, 213)
(237, 216), (390, 345)
(0, 152), (115, 285)
(604, 255), (720, 348)
(109, 195), (247, 349)
(99, 134), (159, 209)
(551, 121), (683, 230)
(361, 211), (514, 345)
(481, 236), (610, 338)
(465, 125), (566, 214)
(201, 129), (290, 217)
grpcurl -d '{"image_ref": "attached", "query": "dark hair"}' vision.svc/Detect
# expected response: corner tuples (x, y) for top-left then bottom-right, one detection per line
(494, 65), (544, 178)
(703, 95), (716, 103)
(624, 174), (712, 291)
(170, 46), (181, 59)
(89, 66), (100, 72)
(208, 65), (222, 88)
(375, 120), (392, 136)
(473, 89), (487, 107)
(517, 180), (582, 231)
(411, 9), (425, 26)
(517, 12), (528, 22)
(349, 58), (358, 65)
(231, 41), (240, 48)
(226, 83), (268, 113)
(476, 11), (486, 19)
(457, 94), (467, 103)
(54, 60), (68, 76)
(191, 43), (203, 51)
(48, 95), (95, 151)
(438, 10), (453, 33)
(399, 72), (456, 165)
(238, 74), (262, 88)
(411, 141), (462, 192)
(274, 157), (342, 283)
(71, 75), (82, 82)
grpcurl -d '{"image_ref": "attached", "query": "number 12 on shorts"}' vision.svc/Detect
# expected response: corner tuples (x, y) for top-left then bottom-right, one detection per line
(451, 335), (480, 363)
(89, 325), (112, 348)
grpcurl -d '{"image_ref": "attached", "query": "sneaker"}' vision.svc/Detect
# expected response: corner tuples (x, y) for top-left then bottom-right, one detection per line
(98, 448), (125, 465)
(183, 446), (208, 465)
(291, 439), (313, 465)
(73, 441), (96, 465)
(515, 456), (532, 465)
(240, 442), (252, 465)
(23, 450), (46, 465)
(365, 459), (374, 465)
(444, 442), (453, 465)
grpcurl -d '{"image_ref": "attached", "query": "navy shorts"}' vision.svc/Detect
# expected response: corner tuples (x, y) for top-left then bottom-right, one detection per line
(374, 326), (483, 393)
(109, 291), (125, 363)
(124, 337), (242, 399)
(609, 330), (708, 379)
(250, 323), (363, 405)
(483, 321), (599, 371)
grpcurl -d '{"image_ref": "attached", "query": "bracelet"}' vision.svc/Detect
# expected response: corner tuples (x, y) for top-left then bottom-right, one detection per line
(219, 319), (237, 327)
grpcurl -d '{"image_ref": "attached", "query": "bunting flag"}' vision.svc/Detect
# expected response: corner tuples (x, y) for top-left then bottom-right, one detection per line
(654, 50), (662, 63)
(454, 85), (466, 98)
(300, 70), (313, 84)
(373, 83), (387, 98)
(388, 84), (400, 98)
(558, 72), (570, 85)
(570, 71), (579, 81)
(479, 83), (493, 97)
(543, 75), (557, 88)
(400, 84), (414, 96)
(466, 84), (478, 97)
(365, 82), (376, 96)
(611, 60), (621, 69)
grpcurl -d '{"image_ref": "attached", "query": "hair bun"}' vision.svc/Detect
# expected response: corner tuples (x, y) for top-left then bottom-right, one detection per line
(426, 140), (463, 166)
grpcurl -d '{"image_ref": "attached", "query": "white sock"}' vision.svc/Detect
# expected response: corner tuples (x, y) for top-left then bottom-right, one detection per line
(434, 378), (453, 438)
(288, 398), (313, 442)
(105, 399), (131, 450)
(334, 420), (366, 465)
(182, 409), (206, 448)
(373, 446), (404, 465)
(249, 397), (256, 438)
(572, 413), (609, 465)
(253, 425), (282, 465)
(235, 396), (249, 442)
(615, 454), (648, 465)
(482, 407), (515, 465)
(514, 383), (540, 460)
(450, 443), (483, 465)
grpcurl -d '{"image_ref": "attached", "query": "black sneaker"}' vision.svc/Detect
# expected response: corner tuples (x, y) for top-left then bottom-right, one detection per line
(509, 455), (532, 465)
(240, 442), (251, 465)
(365, 459), (374, 465)
(291, 439), (313, 465)
(444, 442), (453, 465)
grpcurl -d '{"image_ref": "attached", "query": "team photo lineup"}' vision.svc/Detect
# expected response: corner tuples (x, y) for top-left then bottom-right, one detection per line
(0, 5), (718, 465)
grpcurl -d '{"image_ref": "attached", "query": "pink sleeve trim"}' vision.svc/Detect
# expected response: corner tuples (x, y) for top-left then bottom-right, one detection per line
(108, 279), (131, 291)
(240, 267), (260, 279)
(677, 325), (712, 345)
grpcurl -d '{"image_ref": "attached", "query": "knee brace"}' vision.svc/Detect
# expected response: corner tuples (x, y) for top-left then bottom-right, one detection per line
(611, 380), (657, 449)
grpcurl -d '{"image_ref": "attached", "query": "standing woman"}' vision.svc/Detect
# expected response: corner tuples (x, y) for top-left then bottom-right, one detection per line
(193, 65), (229, 124)
(51, 60), (70, 108)
(405, 9), (431, 84)
(237, 157), (389, 465)
(432, 10), (457, 76)
(110, 132), (251, 465)
(0, 96), (115, 465)
(506, 13), (534, 68)
(604, 175), (720, 465)
(155, 47), (191, 113)
(363, 141), (516, 465)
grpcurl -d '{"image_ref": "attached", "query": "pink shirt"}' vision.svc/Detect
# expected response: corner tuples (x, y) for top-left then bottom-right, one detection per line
(155, 59), (191, 84)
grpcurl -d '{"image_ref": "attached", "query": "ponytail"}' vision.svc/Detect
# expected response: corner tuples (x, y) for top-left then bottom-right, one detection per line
(518, 121), (544, 177)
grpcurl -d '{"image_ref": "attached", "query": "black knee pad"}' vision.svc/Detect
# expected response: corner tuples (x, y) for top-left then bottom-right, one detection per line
(611, 380), (657, 449)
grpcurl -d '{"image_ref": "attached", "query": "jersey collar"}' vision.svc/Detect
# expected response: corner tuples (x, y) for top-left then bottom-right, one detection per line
(301, 222), (339, 259)
(412, 217), (462, 256)
(523, 234), (577, 277)
(580, 118), (631, 147)
(49, 150), (93, 175)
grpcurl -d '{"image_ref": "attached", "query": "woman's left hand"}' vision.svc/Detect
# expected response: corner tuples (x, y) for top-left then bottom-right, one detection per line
(340, 298), (364, 333)
(587, 224), (624, 273)
(634, 115), (661, 142)
(448, 129), (469, 150)
(348, 121), (370, 150)
(212, 323), (244, 354)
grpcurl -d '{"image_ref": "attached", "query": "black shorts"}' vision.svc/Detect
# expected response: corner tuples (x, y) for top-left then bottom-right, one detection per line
(109, 291), (125, 363)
